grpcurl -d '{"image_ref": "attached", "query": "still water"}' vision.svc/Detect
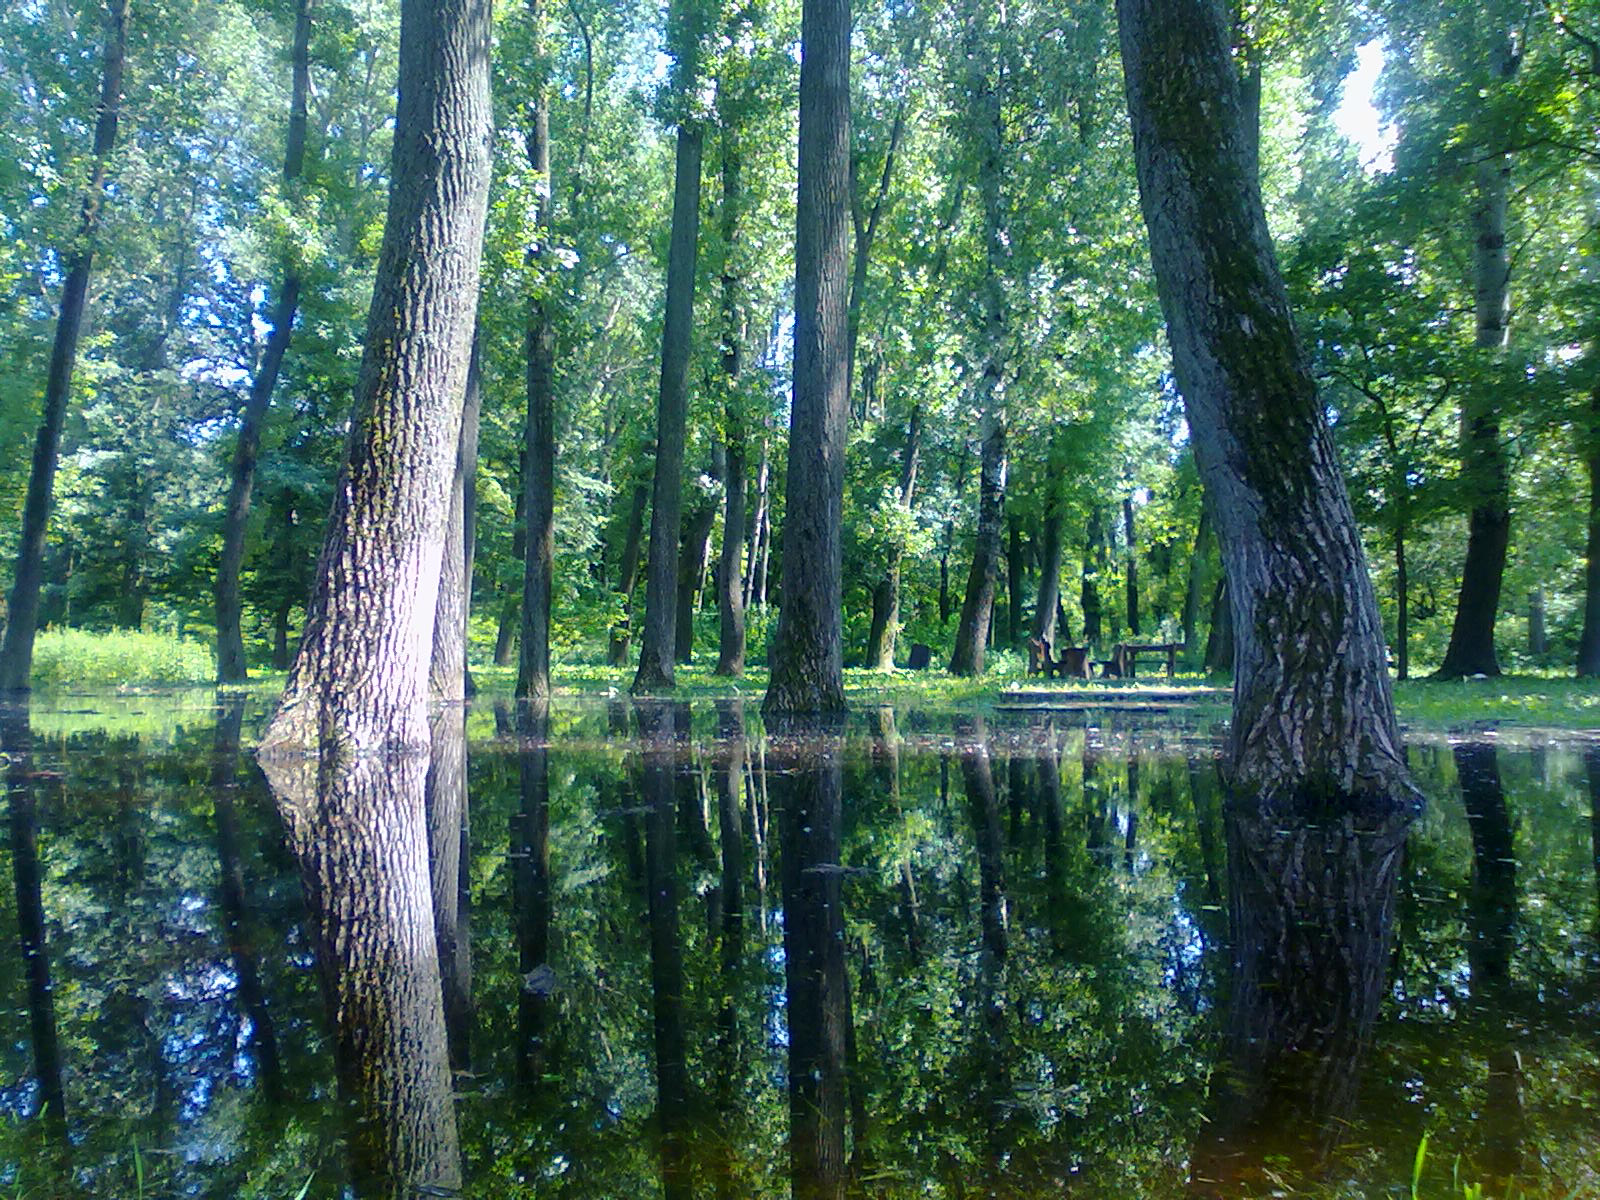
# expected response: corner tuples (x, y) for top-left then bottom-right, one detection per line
(2, 695), (1597, 1198)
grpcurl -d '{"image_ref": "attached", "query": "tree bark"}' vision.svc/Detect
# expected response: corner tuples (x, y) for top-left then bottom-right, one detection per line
(948, 22), (1009, 679)
(258, 0), (491, 760)
(609, 478), (650, 666)
(1032, 487), (1065, 651)
(865, 406), (921, 669)
(519, 0), (557, 702)
(675, 497), (718, 663)
(0, 0), (129, 694)
(215, 0), (313, 683)
(1181, 503), (1211, 662)
(1437, 33), (1520, 680)
(763, 0), (852, 716)
(634, 94), (706, 692)
(1118, 0), (1416, 817)
(1081, 509), (1104, 648)
(1577, 389), (1600, 674)
(431, 331), (482, 705)
(1123, 494), (1140, 637)
(715, 116), (748, 676)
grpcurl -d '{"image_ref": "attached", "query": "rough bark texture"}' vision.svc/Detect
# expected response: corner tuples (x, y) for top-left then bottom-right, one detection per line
(633, 118), (705, 693)
(0, 0), (128, 694)
(258, 0), (492, 761)
(519, 1), (557, 702)
(1577, 389), (1600, 675)
(771, 722), (852, 1200)
(265, 751), (463, 1197)
(1188, 810), (1409, 1193)
(1437, 33), (1520, 680)
(4, 707), (68, 1142)
(948, 24), (1009, 679)
(430, 332), (482, 705)
(763, 0), (852, 716)
(215, 0), (313, 682)
(1117, 0), (1415, 817)
(425, 705), (473, 1072)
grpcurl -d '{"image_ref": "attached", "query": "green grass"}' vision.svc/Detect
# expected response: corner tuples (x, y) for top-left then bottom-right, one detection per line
(28, 627), (216, 688)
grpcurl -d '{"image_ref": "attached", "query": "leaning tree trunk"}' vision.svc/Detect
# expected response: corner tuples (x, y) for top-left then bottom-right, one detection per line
(763, 0), (852, 716)
(1117, 0), (1415, 817)
(258, 0), (492, 760)
(0, 0), (128, 695)
(1577, 388), (1600, 675)
(634, 26), (706, 692)
(1437, 33), (1520, 680)
(948, 23), (1008, 679)
(215, 0), (313, 683)
(519, 0), (557, 702)
(865, 406), (921, 669)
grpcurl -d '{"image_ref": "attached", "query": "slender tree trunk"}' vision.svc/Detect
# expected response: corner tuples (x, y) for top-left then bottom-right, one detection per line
(1204, 575), (1233, 674)
(1437, 34), (1520, 681)
(866, 406), (921, 669)
(1123, 494), (1140, 637)
(258, 0), (492, 759)
(1181, 504), (1211, 662)
(1118, 0), (1415, 816)
(715, 117), (748, 676)
(1577, 389), (1600, 674)
(948, 23), (1008, 679)
(215, 0), (313, 682)
(512, 701), (552, 1085)
(1006, 515), (1024, 647)
(1081, 510), (1103, 648)
(0, 0), (129, 694)
(634, 108), (706, 692)
(763, 0), (852, 716)
(431, 331), (482, 704)
(519, 0), (557, 701)
(610, 478), (650, 666)
(1033, 491), (1064, 651)
(712, 700), (747, 1198)
(1394, 519), (1410, 681)
(846, 95), (908, 409)
(674, 499), (717, 663)
(743, 440), (769, 610)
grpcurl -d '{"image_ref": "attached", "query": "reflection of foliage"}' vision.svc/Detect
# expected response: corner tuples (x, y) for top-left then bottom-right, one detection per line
(2, 708), (1598, 1196)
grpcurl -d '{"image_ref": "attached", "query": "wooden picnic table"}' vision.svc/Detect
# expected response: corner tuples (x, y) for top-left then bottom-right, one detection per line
(1109, 641), (1183, 679)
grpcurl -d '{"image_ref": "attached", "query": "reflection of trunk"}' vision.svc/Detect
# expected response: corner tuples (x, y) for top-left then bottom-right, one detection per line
(1188, 810), (1409, 1195)
(1578, 390), (1600, 675)
(512, 702), (552, 1086)
(637, 701), (693, 1200)
(1454, 742), (1523, 1185)
(4, 708), (68, 1142)
(263, 751), (462, 1197)
(212, 698), (284, 1101)
(426, 707), (473, 1073)
(1036, 743), (1069, 953)
(712, 700), (747, 1200)
(773, 720), (852, 1200)
(869, 707), (920, 962)
(1585, 746), (1600, 931)
(957, 717), (1010, 1164)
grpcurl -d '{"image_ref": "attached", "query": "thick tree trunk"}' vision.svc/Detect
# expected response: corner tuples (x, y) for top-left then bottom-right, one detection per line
(519, 3), (557, 702)
(865, 407), (921, 669)
(266, 751), (463, 1195)
(1577, 389), (1600, 675)
(634, 116), (705, 693)
(1118, 0), (1415, 817)
(1437, 36), (1520, 681)
(1181, 504), (1211, 662)
(773, 723), (853, 1200)
(4, 708), (69, 1143)
(948, 26), (1008, 679)
(763, 0), (852, 716)
(715, 118), (748, 676)
(609, 478), (650, 666)
(258, 0), (491, 759)
(949, 419), (1006, 675)
(1123, 494), (1140, 637)
(215, 0), (313, 683)
(0, 0), (128, 694)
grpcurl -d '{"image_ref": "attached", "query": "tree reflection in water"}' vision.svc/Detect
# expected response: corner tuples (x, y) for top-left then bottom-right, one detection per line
(1189, 802), (1412, 1195)
(260, 740), (462, 1197)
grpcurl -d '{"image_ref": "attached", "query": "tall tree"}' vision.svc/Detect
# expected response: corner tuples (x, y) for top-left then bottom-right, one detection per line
(519, 0), (557, 702)
(633, 0), (708, 693)
(764, 0), (852, 715)
(258, 0), (492, 758)
(1116, 0), (1416, 815)
(214, 0), (314, 682)
(0, 0), (129, 694)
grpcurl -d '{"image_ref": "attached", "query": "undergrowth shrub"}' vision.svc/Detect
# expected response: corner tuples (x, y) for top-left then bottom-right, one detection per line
(30, 628), (215, 687)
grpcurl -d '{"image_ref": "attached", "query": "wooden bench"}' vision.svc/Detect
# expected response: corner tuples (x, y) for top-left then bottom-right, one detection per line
(1028, 636), (1090, 680)
(1109, 641), (1182, 679)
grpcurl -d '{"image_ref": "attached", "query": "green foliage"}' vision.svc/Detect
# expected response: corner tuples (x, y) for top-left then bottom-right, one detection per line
(28, 628), (215, 688)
